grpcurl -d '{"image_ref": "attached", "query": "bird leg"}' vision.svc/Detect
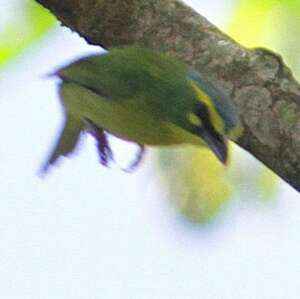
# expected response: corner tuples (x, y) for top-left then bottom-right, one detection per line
(84, 119), (113, 167)
(84, 119), (145, 171)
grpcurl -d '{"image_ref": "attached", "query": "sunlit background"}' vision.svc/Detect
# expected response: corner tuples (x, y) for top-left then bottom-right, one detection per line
(0, 0), (300, 298)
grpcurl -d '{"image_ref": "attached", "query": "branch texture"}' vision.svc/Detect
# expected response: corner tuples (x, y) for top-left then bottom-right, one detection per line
(36, 0), (300, 192)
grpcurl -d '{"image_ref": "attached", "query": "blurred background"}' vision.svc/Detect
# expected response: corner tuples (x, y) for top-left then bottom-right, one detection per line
(0, 0), (300, 298)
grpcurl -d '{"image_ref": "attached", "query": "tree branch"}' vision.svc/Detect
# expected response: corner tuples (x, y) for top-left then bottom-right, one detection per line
(35, 0), (300, 192)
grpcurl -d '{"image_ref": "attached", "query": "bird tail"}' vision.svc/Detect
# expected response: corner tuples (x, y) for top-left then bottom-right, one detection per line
(39, 114), (83, 175)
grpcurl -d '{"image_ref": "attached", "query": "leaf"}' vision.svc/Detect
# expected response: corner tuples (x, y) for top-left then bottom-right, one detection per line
(0, 0), (56, 67)
(158, 146), (233, 224)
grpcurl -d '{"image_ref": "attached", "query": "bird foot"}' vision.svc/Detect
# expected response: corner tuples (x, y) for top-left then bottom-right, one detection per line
(84, 119), (145, 171)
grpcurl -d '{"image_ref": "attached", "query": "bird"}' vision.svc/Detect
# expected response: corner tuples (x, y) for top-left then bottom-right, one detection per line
(41, 46), (242, 173)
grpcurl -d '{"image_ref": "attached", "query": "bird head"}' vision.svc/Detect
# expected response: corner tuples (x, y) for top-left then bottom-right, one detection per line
(188, 69), (243, 163)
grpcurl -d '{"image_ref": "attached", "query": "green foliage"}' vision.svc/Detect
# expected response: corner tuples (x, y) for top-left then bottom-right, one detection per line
(228, 0), (300, 78)
(159, 146), (232, 224)
(0, 0), (56, 67)
(256, 168), (278, 201)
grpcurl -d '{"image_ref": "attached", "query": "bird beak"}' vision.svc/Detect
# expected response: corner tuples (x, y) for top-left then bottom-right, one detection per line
(201, 131), (228, 164)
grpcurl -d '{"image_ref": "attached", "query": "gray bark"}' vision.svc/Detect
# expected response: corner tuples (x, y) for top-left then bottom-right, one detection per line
(35, 0), (300, 192)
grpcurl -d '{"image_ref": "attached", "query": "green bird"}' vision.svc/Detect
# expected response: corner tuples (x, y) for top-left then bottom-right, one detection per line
(41, 47), (242, 173)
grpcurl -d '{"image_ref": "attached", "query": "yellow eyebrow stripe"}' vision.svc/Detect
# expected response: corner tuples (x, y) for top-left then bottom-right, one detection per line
(190, 81), (225, 133)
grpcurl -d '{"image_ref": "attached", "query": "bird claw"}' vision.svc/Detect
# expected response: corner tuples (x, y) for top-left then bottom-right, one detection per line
(84, 119), (145, 171)
(121, 144), (145, 173)
(84, 119), (114, 167)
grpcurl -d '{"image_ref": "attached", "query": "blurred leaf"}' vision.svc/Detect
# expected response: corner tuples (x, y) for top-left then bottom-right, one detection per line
(0, 0), (56, 67)
(227, 0), (277, 48)
(284, 0), (300, 11)
(228, 0), (300, 78)
(158, 146), (233, 224)
(229, 150), (279, 203)
(256, 168), (278, 201)
(271, 4), (300, 79)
